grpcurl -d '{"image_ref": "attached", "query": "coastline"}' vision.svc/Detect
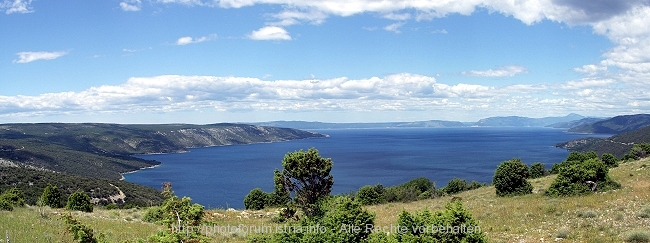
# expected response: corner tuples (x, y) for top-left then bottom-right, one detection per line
(120, 163), (162, 181)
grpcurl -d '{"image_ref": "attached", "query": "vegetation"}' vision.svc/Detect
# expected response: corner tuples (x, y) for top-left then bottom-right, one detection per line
(0, 187), (26, 211)
(393, 200), (487, 243)
(244, 188), (269, 210)
(567, 114), (650, 134)
(66, 191), (94, 213)
(278, 148), (334, 219)
(0, 166), (164, 207)
(493, 158), (533, 197)
(442, 178), (483, 195)
(546, 152), (621, 196)
(62, 214), (108, 243)
(41, 183), (64, 208)
(557, 122), (650, 158)
(528, 162), (548, 179)
(357, 184), (384, 205)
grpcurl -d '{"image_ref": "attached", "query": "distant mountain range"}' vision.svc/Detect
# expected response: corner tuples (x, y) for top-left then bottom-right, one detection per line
(567, 114), (650, 134)
(250, 120), (467, 129)
(545, 117), (607, 129)
(250, 113), (591, 129)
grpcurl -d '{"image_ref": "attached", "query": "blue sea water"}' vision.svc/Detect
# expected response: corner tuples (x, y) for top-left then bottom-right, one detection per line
(125, 127), (610, 209)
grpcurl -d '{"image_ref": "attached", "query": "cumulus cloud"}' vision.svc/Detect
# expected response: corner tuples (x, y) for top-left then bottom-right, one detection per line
(1, 0), (33, 14)
(462, 65), (529, 77)
(120, 0), (142, 11)
(2, 73), (643, 120)
(13, 51), (68, 63)
(248, 26), (291, 41)
(175, 34), (217, 45)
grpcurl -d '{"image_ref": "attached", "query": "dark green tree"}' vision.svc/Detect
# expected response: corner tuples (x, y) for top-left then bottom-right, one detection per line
(528, 162), (547, 179)
(244, 188), (269, 210)
(268, 168), (290, 207)
(493, 158), (533, 197)
(66, 191), (93, 213)
(357, 185), (383, 205)
(280, 148), (333, 218)
(601, 153), (619, 168)
(41, 183), (64, 208)
(0, 188), (26, 207)
(546, 158), (620, 196)
(443, 178), (469, 195)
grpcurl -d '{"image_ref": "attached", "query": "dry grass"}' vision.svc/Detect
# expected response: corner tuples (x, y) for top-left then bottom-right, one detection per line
(1, 157), (649, 243)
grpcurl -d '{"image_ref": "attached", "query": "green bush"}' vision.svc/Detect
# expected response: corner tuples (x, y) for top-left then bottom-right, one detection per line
(0, 199), (13, 211)
(0, 188), (26, 207)
(546, 158), (620, 196)
(244, 188), (269, 210)
(624, 143), (650, 161)
(41, 183), (64, 208)
(279, 148), (333, 219)
(625, 230), (650, 243)
(142, 206), (164, 223)
(601, 153), (619, 168)
(443, 178), (469, 195)
(357, 184), (384, 205)
(270, 196), (375, 243)
(493, 158), (533, 197)
(62, 214), (108, 243)
(528, 162), (547, 179)
(395, 200), (487, 243)
(66, 191), (93, 213)
(104, 204), (118, 210)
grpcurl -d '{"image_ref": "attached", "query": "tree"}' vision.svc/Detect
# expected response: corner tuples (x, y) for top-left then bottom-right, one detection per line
(66, 191), (93, 212)
(601, 153), (619, 168)
(268, 168), (290, 207)
(357, 185), (383, 205)
(443, 178), (470, 195)
(528, 162), (548, 179)
(493, 158), (533, 197)
(244, 188), (269, 210)
(279, 148), (333, 218)
(546, 158), (620, 196)
(41, 183), (64, 208)
(0, 188), (26, 207)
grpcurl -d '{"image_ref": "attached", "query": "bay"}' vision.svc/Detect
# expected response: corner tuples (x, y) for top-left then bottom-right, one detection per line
(124, 127), (610, 209)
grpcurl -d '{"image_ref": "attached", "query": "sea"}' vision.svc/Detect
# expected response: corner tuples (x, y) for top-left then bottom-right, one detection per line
(124, 127), (610, 209)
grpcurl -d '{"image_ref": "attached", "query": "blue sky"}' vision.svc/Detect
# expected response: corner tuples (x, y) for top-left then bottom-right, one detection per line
(1, 0), (649, 123)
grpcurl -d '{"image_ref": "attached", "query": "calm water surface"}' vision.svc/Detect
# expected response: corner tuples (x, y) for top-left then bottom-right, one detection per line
(125, 127), (609, 209)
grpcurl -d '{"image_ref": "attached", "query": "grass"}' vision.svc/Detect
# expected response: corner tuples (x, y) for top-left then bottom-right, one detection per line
(1, 158), (650, 242)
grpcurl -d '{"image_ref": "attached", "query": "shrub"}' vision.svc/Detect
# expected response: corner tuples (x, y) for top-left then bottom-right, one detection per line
(443, 178), (469, 195)
(601, 153), (619, 168)
(624, 143), (650, 161)
(0, 188), (26, 207)
(528, 162), (547, 179)
(62, 214), (107, 243)
(357, 184), (384, 205)
(638, 207), (650, 218)
(0, 199), (12, 211)
(244, 188), (269, 210)
(383, 178), (436, 203)
(493, 158), (533, 197)
(66, 191), (93, 213)
(104, 204), (118, 210)
(142, 206), (164, 223)
(267, 168), (291, 207)
(395, 200), (487, 243)
(546, 158), (620, 196)
(41, 183), (64, 208)
(625, 230), (650, 243)
(401, 177), (435, 193)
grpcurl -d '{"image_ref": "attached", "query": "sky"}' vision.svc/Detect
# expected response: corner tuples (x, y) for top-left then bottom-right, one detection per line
(1, 0), (650, 123)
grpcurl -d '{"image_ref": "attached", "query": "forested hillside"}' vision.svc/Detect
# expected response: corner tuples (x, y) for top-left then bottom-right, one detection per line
(0, 123), (325, 179)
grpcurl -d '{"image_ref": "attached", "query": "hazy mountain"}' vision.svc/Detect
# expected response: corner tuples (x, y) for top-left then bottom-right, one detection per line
(545, 117), (607, 129)
(567, 114), (650, 134)
(474, 113), (585, 127)
(249, 120), (468, 129)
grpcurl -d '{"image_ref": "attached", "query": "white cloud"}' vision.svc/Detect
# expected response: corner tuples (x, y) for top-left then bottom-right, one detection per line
(248, 26), (291, 41)
(120, 0), (141, 11)
(462, 65), (529, 77)
(383, 12), (411, 21)
(176, 34), (217, 45)
(1, 0), (33, 14)
(13, 51), (68, 63)
(384, 22), (405, 33)
(574, 64), (607, 76)
(432, 29), (448, 34)
(1, 73), (640, 120)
